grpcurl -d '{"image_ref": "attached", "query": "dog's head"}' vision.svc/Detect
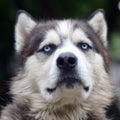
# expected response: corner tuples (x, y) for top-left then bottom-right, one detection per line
(13, 9), (110, 105)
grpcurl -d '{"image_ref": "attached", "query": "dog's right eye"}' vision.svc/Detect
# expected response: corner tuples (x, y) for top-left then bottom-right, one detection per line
(38, 44), (56, 55)
(43, 45), (52, 52)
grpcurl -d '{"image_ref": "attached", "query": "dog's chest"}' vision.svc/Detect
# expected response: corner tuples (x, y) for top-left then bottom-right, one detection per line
(28, 108), (88, 120)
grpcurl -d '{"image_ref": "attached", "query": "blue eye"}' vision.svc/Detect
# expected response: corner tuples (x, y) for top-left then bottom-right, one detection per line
(38, 44), (56, 54)
(78, 43), (91, 51)
(81, 43), (89, 50)
(44, 45), (52, 52)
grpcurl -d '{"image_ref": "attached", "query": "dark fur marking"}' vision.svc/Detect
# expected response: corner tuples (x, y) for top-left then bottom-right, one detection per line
(1, 99), (35, 120)
(87, 112), (107, 120)
(17, 21), (57, 66)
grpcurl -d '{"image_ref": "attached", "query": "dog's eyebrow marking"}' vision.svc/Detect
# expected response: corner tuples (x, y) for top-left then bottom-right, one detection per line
(39, 29), (60, 49)
(72, 28), (93, 46)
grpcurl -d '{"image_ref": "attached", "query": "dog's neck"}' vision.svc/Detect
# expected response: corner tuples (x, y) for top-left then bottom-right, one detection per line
(22, 94), (108, 120)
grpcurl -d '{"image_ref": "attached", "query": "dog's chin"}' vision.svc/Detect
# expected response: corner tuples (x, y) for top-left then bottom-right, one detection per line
(40, 77), (91, 104)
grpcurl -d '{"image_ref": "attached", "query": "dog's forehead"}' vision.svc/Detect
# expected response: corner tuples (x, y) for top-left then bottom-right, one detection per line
(56, 20), (74, 38)
(44, 20), (90, 44)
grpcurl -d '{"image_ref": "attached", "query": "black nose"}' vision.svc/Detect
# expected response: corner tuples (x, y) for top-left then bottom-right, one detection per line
(57, 52), (77, 70)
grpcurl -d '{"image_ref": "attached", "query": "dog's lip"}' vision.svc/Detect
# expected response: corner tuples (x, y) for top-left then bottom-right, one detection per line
(83, 86), (89, 92)
(46, 77), (90, 93)
(46, 85), (90, 94)
(46, 87), (57, 93)
(57, 77), (81, 88)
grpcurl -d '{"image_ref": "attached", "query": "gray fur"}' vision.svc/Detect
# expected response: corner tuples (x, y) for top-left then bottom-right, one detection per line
(0, 9), (113, 120)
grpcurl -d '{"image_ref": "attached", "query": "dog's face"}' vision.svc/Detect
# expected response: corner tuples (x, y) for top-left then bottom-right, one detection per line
(14, 10), (109, 105)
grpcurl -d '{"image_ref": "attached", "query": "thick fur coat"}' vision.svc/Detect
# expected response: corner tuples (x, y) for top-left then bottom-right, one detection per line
(0, 9), (113, 120)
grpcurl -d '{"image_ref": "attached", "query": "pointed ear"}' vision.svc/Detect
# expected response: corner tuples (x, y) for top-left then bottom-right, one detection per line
(87, 9), (108, 47)
(15, 10), (37, 52)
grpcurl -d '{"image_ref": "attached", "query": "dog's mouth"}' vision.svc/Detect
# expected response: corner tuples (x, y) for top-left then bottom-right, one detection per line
(46, 74), (90, 93)
(57, 76), (81, 88)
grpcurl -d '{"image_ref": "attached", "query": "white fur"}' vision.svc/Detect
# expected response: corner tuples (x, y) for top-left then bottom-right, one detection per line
(15, 12), (36, 52)
(72, 28), (93, 46)
(88, 11), (107, 46)
(39, 29), (60, 50)
(0, 10), (113, 120)
(56, 20), (73, 38)
(12, 20), (107, 105)
(13, 23), (97, 104)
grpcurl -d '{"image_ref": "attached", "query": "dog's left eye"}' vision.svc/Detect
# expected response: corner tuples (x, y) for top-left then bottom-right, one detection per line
(77, 43), (92, 51)
(38, 44), (56, 54)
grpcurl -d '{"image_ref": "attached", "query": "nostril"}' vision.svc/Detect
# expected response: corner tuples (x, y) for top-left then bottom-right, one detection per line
(57, 57), (64, 68)
(68, 57), (77, 66)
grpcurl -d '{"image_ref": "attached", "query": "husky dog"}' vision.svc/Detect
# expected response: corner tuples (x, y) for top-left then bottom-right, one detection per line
(0, 9), (113, 120)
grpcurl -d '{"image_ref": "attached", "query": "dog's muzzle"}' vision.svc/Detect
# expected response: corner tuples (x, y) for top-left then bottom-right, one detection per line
(47, 52), (89, 93)
(56, 52), (78, 88)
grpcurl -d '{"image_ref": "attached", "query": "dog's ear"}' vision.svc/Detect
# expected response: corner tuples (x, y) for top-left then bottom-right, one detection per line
(15, 10), (36, 52)
(87, 9), (107, 47)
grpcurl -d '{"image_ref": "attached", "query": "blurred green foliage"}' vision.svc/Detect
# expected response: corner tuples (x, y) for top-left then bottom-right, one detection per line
(0, 0), (120, 119)
(111, 32), (120, 60)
